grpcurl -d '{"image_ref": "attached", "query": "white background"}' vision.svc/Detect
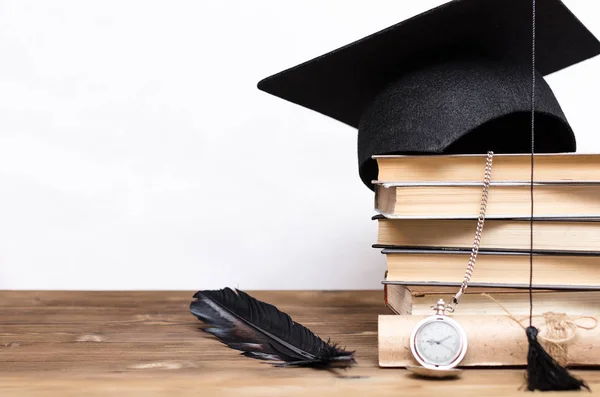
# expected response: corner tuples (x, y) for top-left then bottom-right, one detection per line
(0, 0), (598, 290)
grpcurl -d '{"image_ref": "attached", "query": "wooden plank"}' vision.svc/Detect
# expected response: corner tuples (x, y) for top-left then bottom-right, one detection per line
(0, 290), (382, 308)
(3, 370), (600, 397)
(0, 290), (598, 396)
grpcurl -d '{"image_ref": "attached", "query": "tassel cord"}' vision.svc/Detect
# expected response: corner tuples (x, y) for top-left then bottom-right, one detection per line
(524, 0), (589, 391)
(529, 0), (535, 328)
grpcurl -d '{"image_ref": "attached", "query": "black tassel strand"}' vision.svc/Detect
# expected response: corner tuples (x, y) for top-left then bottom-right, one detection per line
(525, 0), (588, 391)
(190, 287), (355, 369)
(525, 326), (589, 391)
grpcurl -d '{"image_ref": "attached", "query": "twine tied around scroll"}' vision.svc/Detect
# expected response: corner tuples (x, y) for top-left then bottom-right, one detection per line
(481, 293), (598, 366)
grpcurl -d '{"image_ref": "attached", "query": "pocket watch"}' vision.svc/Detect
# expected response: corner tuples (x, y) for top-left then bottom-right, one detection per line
(409, 298), (467, 370)
(408, 151), (493, 373)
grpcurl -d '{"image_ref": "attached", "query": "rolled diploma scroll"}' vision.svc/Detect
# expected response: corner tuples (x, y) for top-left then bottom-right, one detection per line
(378, 314), (599, 367)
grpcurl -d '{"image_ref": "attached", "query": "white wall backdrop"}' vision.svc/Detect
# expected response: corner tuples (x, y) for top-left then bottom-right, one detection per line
(0, 0), (598, 290)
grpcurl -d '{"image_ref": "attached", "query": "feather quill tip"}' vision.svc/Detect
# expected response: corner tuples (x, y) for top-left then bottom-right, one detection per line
(189, 287), (356, 369)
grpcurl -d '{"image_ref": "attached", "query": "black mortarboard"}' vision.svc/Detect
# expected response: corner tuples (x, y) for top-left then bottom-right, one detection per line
(257, 0), (600, 189)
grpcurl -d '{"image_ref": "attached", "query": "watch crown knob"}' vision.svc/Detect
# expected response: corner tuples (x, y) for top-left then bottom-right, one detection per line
(430, 299), (447, 315)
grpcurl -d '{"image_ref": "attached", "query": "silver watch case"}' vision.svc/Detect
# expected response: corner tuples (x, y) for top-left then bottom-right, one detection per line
(409, 315), (468, 370)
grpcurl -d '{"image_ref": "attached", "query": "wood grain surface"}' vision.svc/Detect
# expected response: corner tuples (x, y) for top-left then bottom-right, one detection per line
(1, 290), (599, 396)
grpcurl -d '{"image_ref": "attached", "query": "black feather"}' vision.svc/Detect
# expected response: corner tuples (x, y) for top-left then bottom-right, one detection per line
(189, 287), (355, 368)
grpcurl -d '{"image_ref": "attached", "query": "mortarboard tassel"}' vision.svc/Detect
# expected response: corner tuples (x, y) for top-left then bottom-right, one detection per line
(524, 326), (589, 391)
(524, 0), (589, 391)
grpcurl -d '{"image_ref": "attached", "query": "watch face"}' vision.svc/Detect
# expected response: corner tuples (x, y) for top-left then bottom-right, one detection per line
(411, 316), (467, 369)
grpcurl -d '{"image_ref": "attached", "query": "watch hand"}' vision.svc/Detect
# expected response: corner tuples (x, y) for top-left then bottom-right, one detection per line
(438, 343), (453, 352)
(426, 337), (451, 345)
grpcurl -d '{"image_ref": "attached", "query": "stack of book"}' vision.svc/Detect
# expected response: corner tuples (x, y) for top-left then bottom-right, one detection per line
(372, 153), (600, 367)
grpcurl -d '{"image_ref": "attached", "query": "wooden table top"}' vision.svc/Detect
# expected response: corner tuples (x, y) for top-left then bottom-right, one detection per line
(1, 290), (599, 396)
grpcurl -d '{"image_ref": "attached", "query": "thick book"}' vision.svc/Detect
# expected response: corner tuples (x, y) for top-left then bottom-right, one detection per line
(378, 314), (600, 367)
(374, 182), (600, 219)
(374, 216), (600, 252)
(384, 284), (600, 316)
(380, 270), (543, 294)
(374, 153), (600, 184)
(383, 248), (600, 289)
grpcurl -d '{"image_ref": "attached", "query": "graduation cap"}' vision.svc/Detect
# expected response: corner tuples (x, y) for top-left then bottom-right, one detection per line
(257, 0), (600, 190)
